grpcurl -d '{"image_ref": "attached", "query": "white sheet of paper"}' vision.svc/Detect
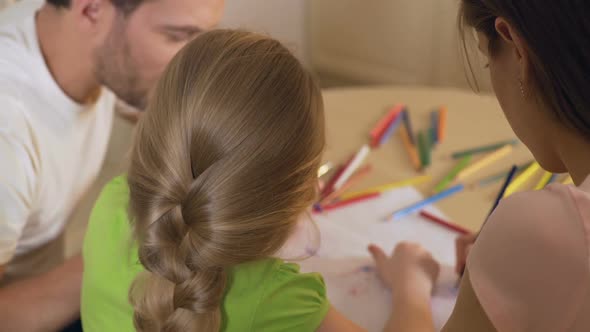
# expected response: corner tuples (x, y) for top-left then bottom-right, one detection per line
(299, 258), (458, 332)
(286, 187), (460, 331)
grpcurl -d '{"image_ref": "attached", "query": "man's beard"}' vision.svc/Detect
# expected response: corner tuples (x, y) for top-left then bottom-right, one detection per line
(94, 20), (147, 110)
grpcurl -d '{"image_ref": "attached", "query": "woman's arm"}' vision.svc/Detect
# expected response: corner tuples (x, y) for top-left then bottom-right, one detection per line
(441, 269), (496, 332)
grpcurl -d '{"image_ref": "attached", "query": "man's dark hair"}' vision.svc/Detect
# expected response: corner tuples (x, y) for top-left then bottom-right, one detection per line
(46, 0), (145, 14)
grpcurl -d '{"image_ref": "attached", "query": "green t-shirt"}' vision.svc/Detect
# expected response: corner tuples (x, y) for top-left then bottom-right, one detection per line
(81, 176), (330, 331)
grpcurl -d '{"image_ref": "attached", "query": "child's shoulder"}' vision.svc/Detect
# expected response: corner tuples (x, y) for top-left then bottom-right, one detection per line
(93, 175), (129, 212)
(88, 175), (129, 227)
(223, 258), (329, 332)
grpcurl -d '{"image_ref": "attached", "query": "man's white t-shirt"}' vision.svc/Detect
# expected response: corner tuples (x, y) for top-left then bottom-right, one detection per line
(0, 1), (115, 264)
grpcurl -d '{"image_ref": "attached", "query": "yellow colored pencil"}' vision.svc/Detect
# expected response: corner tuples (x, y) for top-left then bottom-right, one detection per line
(399, 126), (422, 171)
(503, 162), (540, 197)
(534, 171), (552, 190)
(341, 175), (432, 200)
(456, 145), (513, 181)
(562, 175), (574, 185)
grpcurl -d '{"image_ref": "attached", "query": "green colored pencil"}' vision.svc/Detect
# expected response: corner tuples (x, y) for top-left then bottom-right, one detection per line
(418, 131), (431, 168)
(433, 155), (473, 193)
(451, 139), (519, 159)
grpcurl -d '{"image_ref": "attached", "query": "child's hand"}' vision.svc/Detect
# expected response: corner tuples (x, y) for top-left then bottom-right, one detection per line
(455, 233), (477, 275)
(368, 242), (440, 299)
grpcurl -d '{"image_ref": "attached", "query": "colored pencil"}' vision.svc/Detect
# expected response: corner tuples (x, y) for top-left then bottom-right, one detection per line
(430, 111), (439, 145)
(390, 184), (464, 220)
(419, 210), (470, 235)
(370, 108), (399, 145)
(322, 165), (372, 204)
(402, 109), (416, 145)
(370, 105), (405, 147)
(317, 162), (333, 178)
(378, 111), (404, 146)
(487, 165), (518, 218)
(438, 106), (448, 143)
(563, 175), (574, 185)
(333, 144), (371, 190)
(503, 162), (540, 197)
(451, 139), (519, 159)
(547, 174), (558, 184)
(319, 154), (356, 198)
(433, 155), (473, 193)
(320, 163), (346, 198)
(475, 171), (510, 188)
(474, 161), (532, 188)
(459, 165), (519, 279)
(456, 145), (513, 181)
(315, 192), (381, 213)
(341, 175), (432, 200)
(534, 171), (553, 190)
(418, 130), (431, 168)
(399, 126), (422, 171)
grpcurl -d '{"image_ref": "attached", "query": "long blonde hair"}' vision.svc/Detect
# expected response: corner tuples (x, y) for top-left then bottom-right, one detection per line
(127, 29), (325, 331)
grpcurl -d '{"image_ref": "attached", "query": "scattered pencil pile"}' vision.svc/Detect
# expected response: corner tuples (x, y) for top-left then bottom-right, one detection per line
(314, 103), (575, 230)
(316, 104), (446, 211)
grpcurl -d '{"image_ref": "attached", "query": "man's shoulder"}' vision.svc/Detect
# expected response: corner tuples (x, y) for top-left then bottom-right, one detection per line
(0, 1), (44, 84)
(0, 0), (43, 28)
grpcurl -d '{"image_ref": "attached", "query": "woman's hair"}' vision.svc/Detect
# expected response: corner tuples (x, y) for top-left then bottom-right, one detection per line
(459, 0), (590, 136)
(127, 29), (325, 331)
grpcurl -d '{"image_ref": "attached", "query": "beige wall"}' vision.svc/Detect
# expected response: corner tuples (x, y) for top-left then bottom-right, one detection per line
(221, 0), (309, 64)
(310, 0), (492, 90)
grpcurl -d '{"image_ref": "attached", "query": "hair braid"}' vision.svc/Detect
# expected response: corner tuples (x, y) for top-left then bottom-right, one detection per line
(128, 29), (325, 332)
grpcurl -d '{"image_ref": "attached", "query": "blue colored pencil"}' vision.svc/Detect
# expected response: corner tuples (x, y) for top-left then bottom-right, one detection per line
(431, 111), (439, 145)
(547, 173), (558, 184)
(486, 165), (518, 219)
(391, 184), (464, 220)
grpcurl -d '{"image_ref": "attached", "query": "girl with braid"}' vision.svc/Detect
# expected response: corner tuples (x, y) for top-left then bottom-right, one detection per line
(81, 30), (438, 332)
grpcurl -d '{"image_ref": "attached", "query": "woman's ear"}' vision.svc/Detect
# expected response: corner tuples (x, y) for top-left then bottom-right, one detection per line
(495, 17), (531, 85)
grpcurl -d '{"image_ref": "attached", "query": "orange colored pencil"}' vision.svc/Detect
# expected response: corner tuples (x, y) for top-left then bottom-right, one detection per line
(399, 127), (422, 171)
(438, 106), (448, 142)
(321, 165), (372, 204)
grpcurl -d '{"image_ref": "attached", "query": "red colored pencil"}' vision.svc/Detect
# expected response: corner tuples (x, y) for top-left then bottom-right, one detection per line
(316, 192), (380, 213)
(321, 165), (372, 204)
(370, 105), (405, 148)
(419, 210), (471, 235)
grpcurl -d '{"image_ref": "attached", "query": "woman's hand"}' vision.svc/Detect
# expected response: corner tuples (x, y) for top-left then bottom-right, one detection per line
(455, 233), (477, 275)
(368, 242), (440, 299)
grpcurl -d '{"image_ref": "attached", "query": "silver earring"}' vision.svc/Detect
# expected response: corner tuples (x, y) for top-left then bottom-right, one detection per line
(518, 79), (525, 97)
